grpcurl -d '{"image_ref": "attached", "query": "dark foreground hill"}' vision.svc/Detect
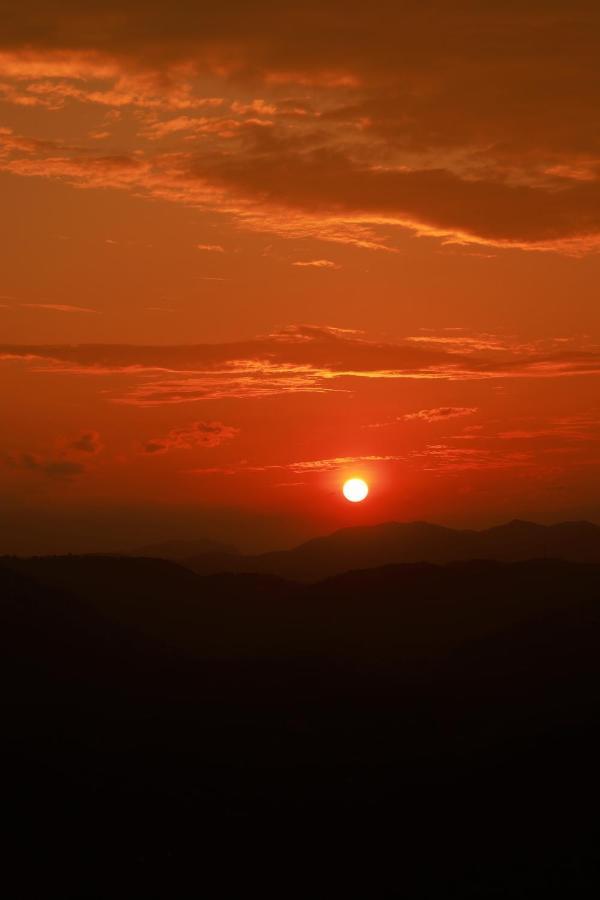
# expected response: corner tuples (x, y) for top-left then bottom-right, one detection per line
(2, 554), (600, 895)
(167, 519), (600, 581)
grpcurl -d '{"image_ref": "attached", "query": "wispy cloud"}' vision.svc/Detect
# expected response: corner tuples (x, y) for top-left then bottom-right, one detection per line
(191, 454), (405, 476)
(409, 444), (534, 473)
(497, 414), (600, 443)
(402, 407), (478, 423)
(1, 326), (599, 406)
(292, 259), (340, 269)
(22, 303), (99, 314)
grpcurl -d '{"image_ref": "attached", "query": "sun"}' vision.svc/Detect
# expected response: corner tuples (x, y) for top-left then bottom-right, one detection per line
(342, 477), (369, 503)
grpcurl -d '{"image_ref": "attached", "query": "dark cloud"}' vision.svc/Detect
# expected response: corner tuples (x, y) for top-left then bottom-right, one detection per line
(3, 430), (102, 478)
(142, 421), (239, 453)
(188, 146), (600, 249)
(6, 452), (85, 478)
(69, 431), (103, 454)
(1, 3), (600, 249)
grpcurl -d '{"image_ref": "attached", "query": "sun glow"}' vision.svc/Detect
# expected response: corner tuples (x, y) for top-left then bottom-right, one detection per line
(342, 477), (369, 503)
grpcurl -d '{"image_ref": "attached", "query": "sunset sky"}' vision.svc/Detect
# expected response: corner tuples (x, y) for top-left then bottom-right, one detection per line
(2, 1), (600, 553)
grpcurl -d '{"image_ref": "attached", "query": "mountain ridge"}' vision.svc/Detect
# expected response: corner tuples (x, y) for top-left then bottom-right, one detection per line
(175, 518), (600, 581)
(7, 519), (600, 582)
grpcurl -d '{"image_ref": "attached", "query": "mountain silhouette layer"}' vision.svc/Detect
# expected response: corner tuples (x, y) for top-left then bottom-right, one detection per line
(163, 519), (600, 581)
(3, 553), (600, 894)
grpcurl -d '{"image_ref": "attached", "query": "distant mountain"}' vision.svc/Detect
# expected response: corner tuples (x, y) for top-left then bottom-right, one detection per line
(128, 538), (238, 559)
(178, 519), (600, 581)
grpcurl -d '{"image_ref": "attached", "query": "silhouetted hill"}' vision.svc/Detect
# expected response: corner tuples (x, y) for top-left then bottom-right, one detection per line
(179, 518), (600, 580)
(3, 554), (600, 895)
(3, 553), (600, 666)
(0, 555), (294, 657)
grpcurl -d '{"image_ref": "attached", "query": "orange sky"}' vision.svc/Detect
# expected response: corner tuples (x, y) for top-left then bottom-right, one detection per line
(2, 1), (600, 553)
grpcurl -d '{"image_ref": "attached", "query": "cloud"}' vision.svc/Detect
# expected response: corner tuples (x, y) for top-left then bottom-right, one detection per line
(5, 452), (85, 478)
(69, 431), (102, 453)
(285, 455), (402, 473)
(403, 407), (478, 423)
(185, 409), (600, 479)
(22, 303), (98, 314)
(409, 413), (600, 474)
(196, 243), (225, 252)
(7, 125), (600, 252)
(1, 326), (599, 406)
(409, 445), (534, 474)
(496, 414), (600, 443)
(3, 430), (103, 478)
(185, 144), (600, 252)
(142, 420), (238, 454)
(1, 4), (600, 252)
(191, 454), (405, 475)
(292, 259), (340, 269)
(405, 333), (518, 353)
(143, 114), (268, 140)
